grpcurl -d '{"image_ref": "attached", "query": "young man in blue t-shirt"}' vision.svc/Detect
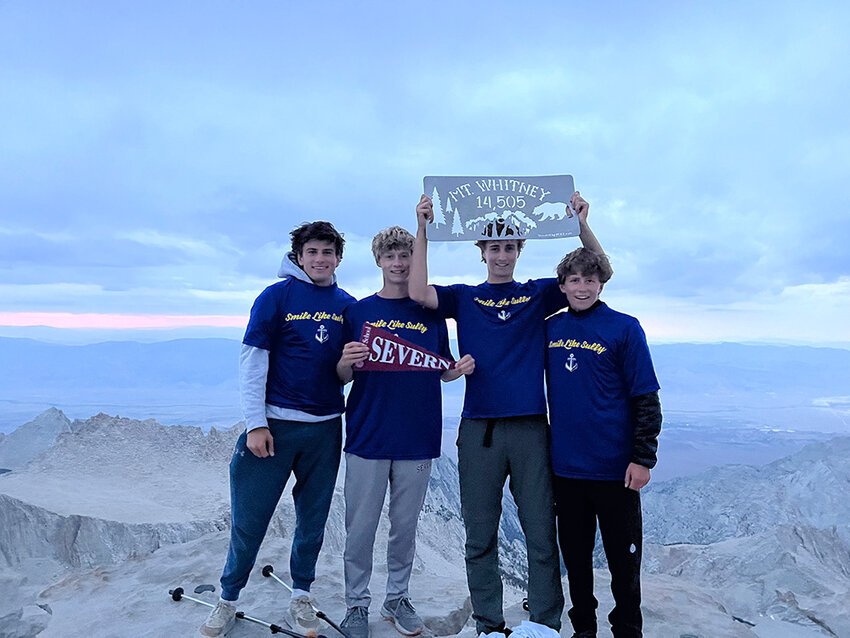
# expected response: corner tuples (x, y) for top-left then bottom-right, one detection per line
(409, 192), (603, 638)
(545, 248), (662, 638)
(201, 222), (355, 638)
(335, 226), (474, 638)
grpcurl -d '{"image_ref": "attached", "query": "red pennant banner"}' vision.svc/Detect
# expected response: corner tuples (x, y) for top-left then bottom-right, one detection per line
(356, 323), (455, 372)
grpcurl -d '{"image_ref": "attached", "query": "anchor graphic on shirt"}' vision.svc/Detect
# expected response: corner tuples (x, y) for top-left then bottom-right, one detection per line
(497, 310), (511, 321)
(565, 353), (578, 372)
(315, 324), (329, 344)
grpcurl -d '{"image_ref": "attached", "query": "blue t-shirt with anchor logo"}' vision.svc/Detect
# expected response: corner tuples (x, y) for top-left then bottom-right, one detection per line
(545, 301), (660, 480)
(243, 277), (354, 417)
(342, 294), (452, 460)
(435, 278), (565, 419)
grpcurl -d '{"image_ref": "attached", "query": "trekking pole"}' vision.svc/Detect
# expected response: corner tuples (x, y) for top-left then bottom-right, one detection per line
(261, 564), (348, 637)
(169, 587), (325, 638)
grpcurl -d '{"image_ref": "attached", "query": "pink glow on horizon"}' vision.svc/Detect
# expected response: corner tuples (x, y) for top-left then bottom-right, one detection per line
(0, 312), (247, 329)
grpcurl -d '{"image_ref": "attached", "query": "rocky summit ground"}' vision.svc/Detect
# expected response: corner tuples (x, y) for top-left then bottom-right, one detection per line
(1, 410), (848, 637)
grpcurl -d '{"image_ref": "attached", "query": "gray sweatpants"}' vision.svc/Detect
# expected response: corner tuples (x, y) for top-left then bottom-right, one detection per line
(343, 453), (432, 608)
(457, 416), (564, 633)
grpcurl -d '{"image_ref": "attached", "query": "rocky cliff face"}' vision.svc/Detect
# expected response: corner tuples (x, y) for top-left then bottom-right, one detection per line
(0, 493), (228, 569)
(0, 413), (494, 636)
(0, 412), (526, 581)
(638, 437), (850, 636)
(645, 524), (850, 636)
(642, 437), (850, 547)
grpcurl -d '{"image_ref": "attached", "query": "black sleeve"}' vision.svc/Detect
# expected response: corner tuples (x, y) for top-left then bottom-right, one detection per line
(630, 391), (662, 469)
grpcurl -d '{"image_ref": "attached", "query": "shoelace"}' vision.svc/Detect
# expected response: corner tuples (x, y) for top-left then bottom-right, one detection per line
(393, 598), (416, 614)
(344, 607), (368, 623)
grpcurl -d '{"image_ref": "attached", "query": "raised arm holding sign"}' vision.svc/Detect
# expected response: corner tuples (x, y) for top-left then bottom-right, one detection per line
(408, 179), (607, 638)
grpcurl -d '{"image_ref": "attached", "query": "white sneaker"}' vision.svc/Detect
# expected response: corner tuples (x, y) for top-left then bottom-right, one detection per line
(509, 620), (560, 638)
(290, 595), (320, 632)
(200, 599), (236, 637)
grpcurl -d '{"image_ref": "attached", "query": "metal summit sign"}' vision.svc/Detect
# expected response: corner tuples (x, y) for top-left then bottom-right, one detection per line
(423, 175), (580, 242)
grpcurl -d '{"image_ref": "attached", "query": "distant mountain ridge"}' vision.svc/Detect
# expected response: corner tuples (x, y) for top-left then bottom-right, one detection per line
(4, 338), (850, 398)
(0, 337), (243, 431)
(0, 336), (241, 389)
(0, 407), (70, 470)
(2, 338), (849, 435)
(650, 342), (850, 421)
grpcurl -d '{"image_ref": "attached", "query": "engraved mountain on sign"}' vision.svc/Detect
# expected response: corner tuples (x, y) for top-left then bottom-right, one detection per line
(466, 209), (538, 238)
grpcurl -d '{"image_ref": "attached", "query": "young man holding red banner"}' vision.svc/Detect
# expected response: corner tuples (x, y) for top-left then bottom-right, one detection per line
(409, 193), (603, 638)
(336, 226), (475, 638)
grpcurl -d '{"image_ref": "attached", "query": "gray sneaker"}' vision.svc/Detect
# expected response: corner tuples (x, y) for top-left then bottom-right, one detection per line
(381, 597), (423, 636)
(340, 606), (370, 638)
(290, 595), (320, 632)
(199, 599), (236, 637)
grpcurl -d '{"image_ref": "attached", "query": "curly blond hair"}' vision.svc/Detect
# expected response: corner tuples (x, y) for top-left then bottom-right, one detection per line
(371, 226), (414, 264)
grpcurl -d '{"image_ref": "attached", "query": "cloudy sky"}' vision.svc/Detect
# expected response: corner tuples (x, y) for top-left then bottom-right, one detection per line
(1, 1), (848, 345)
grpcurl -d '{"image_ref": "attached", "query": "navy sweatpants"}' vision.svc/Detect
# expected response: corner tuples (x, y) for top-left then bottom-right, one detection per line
(220, 417), (342, 600)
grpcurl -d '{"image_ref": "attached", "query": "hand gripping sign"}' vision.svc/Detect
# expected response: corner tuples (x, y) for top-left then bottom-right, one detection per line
(356, 323), (455, 372)
(423, 175), (579, 242)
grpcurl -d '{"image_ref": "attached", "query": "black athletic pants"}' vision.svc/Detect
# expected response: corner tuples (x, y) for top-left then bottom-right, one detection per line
(553, 477), (643, 638)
